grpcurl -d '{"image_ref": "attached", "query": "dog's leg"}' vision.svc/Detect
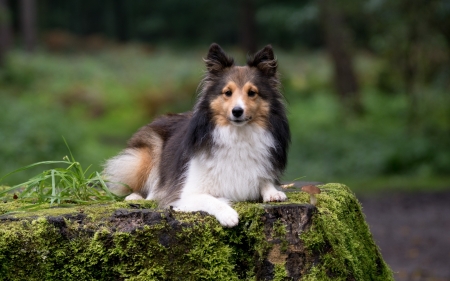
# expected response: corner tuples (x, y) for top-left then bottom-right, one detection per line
(172, 194), (239, 227)
(261, 180), (287, 202)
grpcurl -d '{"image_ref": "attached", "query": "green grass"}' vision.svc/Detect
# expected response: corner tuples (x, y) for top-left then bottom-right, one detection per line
(0, 46), (449, 194)
(0, 140), (120, 206)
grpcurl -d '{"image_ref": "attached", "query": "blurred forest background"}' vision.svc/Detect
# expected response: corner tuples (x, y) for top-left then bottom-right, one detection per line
(1, 0), (449, 193)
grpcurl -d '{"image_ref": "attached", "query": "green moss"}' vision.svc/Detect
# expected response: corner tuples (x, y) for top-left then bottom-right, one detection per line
(296, 183), (393, 280)
(0, 211), (238, 280)
(272, 219), (288, 252)
(0, 199), (158, 219)
(0, 183), (392, 280)
(273, 263), (288, 280)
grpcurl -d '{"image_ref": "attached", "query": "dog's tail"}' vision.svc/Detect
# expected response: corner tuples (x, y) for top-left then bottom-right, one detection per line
(103, 149), (142, 196)
(103, 145), (161, 199)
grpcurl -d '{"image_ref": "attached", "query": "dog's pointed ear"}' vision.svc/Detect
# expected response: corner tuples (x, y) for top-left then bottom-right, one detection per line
(247, 45), (277, 76)
(204, 43), (234, 74)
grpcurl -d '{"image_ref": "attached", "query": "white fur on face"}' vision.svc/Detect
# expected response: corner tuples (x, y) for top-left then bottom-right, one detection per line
(235, 97), (245, 111)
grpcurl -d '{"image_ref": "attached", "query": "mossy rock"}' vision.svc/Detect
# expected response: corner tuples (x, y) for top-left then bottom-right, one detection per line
(0, 183), (392, 280)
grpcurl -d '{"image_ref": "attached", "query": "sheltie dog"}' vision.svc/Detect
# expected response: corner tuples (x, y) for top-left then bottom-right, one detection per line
(104, 43), (290, 227)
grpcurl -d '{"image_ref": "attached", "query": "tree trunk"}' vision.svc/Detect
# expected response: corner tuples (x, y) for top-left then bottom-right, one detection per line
(318, 0), (363, 116)
(0, 183), (393, 280)
(0, 0), (12, 66)
(239, 0), (257, 53)
(113, 0), (129, 42)
(20, 0), (37, 52)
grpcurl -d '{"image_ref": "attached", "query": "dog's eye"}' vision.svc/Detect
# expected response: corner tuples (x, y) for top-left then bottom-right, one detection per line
(224, 90), (232, 97)
(248, 90), (256, 97)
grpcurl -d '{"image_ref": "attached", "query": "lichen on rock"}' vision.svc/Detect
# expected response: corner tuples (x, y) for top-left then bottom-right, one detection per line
(0, 183), (393, 280)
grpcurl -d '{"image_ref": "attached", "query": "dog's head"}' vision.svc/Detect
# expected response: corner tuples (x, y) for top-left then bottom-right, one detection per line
(199, 43), (282, 128)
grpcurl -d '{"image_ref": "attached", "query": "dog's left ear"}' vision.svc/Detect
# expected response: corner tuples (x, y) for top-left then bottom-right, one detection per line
(204, 43), (234, 74)
(247, 45), (277, 76)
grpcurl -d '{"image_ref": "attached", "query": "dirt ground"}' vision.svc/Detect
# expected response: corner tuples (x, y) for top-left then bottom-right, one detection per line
(358, 190), (450, 281)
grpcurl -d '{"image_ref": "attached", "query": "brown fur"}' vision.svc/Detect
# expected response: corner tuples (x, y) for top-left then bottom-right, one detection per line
(133, 147), (153, 193)
(209, 67), (270, 128)
(116, 127), (164, 197)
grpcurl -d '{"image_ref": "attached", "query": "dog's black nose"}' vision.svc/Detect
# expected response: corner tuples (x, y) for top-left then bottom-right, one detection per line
(232, 107), (244, 118)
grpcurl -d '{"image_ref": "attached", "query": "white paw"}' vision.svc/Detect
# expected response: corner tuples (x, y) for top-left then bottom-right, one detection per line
(215, 207), (239, 228)
(263, 190), (287, 202)
(125, 193), (144, 200)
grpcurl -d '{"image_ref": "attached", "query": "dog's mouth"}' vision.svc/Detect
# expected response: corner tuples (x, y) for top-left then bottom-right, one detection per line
(228, 116), (252, 125)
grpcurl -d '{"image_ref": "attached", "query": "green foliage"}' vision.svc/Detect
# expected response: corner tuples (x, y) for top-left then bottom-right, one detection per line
(0, 141), (120, 207)
(285, 89), (450, 183)
(256, 2), (321, 48)
(0, 94), (83, 184)
(0, 48), (200, 185)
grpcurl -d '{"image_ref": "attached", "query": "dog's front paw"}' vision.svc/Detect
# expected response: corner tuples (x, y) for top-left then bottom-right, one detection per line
(125, 193), (144, 200)
(215, 207), (239, 227)
(263, 190), (287, 202)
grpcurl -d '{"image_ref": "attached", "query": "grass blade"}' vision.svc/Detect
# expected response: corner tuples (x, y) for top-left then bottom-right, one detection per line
(51, 169), (57, 205)
(0, 161), (71, 183)
(1, 139), (121, 206)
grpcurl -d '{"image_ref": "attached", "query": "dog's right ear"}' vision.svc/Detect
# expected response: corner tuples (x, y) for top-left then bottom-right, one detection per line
(204, 43), (234, 74)
(247, 45), (277, 76)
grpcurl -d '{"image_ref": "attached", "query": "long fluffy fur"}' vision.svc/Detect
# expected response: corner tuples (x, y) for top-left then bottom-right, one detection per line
(103, 43), (290, 227)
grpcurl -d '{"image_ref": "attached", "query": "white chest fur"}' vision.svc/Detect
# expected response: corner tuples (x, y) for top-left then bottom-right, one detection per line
(181, 125), (275, 201)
